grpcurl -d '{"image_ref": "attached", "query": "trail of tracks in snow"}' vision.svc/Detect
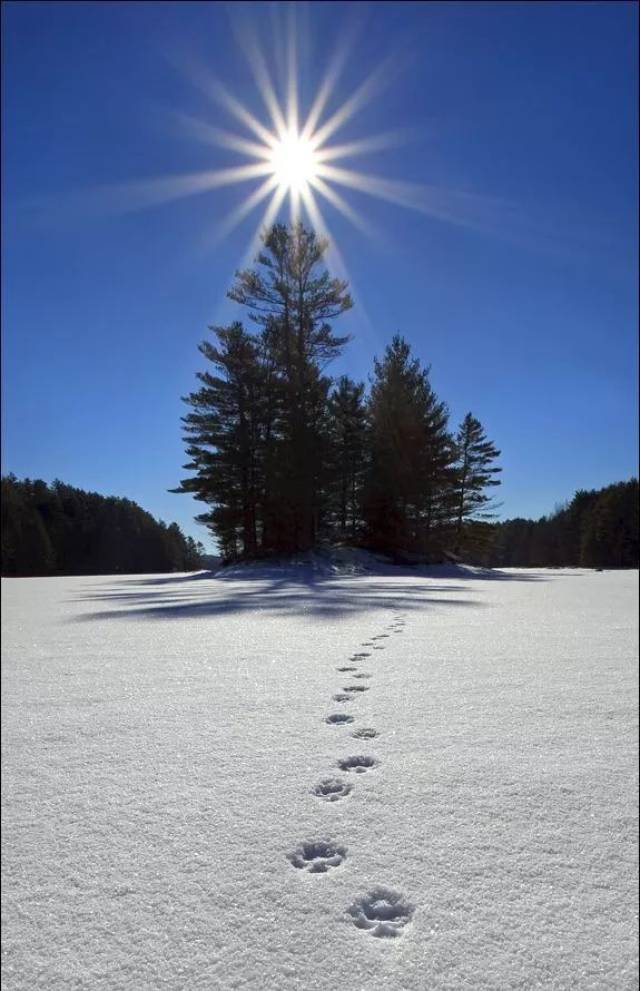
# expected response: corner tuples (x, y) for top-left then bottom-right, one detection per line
(289, 606), (416, 937)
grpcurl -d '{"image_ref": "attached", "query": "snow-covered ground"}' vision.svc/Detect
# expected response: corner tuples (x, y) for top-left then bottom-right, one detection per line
(1, 565), (638, 990)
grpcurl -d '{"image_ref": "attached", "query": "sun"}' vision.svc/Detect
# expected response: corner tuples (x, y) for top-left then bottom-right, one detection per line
(70, 11), (495, 271)
(270, 130), (318, 194)
(67, 13), (412, 260)
(145, 19), (411, 253)
(49, 9), (507, 278)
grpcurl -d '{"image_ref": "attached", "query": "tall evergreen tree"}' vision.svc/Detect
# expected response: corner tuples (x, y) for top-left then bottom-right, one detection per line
(364, 336), (455, 557)
(174, 322), (266, 559)
(453, 413), (502, 556)
(327, 376), (369, 538)
(417, 377), (458, 553)
(175, 222), (352, 556)
(228, 222), (353, 552)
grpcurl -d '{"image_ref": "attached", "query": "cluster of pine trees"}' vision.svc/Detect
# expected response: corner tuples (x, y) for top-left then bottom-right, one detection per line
(1, 476), (204, 576)
(175, 222), (501, 562)
(481, 479), (639, 569)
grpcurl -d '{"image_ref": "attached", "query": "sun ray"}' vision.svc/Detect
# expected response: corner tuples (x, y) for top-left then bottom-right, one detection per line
(300, 34), (352, 142)
(309, 56), (397, 151)
(208, 81), (279, 150)
(192, 177), (280, 268)
(299, 185), (348, 279)
(289, 184), (302, 225)
(309, 176), (377, 239)
(168, 112), (271, 161)
(300, 9), (367, 142)
(302, 185), (381, 347)
(314, 163), (513, 234)
(286, 6), (299, 134)
(208, 184), (289, 330)
(177, 56), (278, 149)
(230, 15), (288, 139)
(298, 185), (378, 347)
(314, 129), (411, 164)
(39, 164), (276, 222)
(211, 175), (280, 245)
(259, 183), (288, 234)
(314, 162), (419, 201)
(238, 184), (289, 269)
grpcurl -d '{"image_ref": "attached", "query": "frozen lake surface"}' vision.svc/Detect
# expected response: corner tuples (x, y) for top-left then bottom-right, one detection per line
(2, 565), (638, 989)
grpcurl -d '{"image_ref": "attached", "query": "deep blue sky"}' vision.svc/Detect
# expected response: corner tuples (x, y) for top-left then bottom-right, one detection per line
(2, 1), (637, 551)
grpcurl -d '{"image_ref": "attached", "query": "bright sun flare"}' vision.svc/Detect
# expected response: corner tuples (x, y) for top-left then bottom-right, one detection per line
(269, 131), (318, 194)
(68, 12), (497, 279)
(133, 13), (415, 263)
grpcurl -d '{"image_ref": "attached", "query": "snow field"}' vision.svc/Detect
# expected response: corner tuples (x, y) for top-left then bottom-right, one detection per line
(1, 566), (638, 989)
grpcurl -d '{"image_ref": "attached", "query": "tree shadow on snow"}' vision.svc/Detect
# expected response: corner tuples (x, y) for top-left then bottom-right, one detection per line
(71, 563), (550, 624)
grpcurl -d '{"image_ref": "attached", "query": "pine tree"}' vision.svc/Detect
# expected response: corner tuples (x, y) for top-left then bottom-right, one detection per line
(453, 413), (501, 556)
(227, 222), (353, 552)
(415, 376), (458, 555)
(173, 322), (266, 560)
(327, 376), (369, 538)
(364, 336), (455, 558)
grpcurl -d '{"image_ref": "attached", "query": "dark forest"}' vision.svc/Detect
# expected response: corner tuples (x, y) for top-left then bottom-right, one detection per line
(1, 476), (203, 577)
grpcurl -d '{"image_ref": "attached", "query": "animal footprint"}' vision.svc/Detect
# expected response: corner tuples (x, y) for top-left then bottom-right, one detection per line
(352, 672), (371, 679)
(312, 778), (352, 802)
(325, 713), (354, 725)
(333, 693), (354, 703)
(351, 652), (371, 659)
(361, 642), (374, 646)
(352, 727), (378, 739)
(343, 684), (369, 693)
(337, 666), (357, 672)
(338, 755), (378, 773)
(347, 886), (414, 937)
(287, 840), (347, 873)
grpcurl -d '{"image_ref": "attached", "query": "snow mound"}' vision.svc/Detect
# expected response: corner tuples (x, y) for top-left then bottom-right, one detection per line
(214, 547), (510, 583)
(216, 546), (385, 579)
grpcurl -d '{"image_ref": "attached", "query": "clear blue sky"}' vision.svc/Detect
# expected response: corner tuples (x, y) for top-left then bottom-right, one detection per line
(2, 1), (637, 552)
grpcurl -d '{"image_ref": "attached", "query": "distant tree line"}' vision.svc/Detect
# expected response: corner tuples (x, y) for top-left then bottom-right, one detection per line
(175, 222), (501, 562)
(478, 479), (639, 569)
(1, 476), (204, 576)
